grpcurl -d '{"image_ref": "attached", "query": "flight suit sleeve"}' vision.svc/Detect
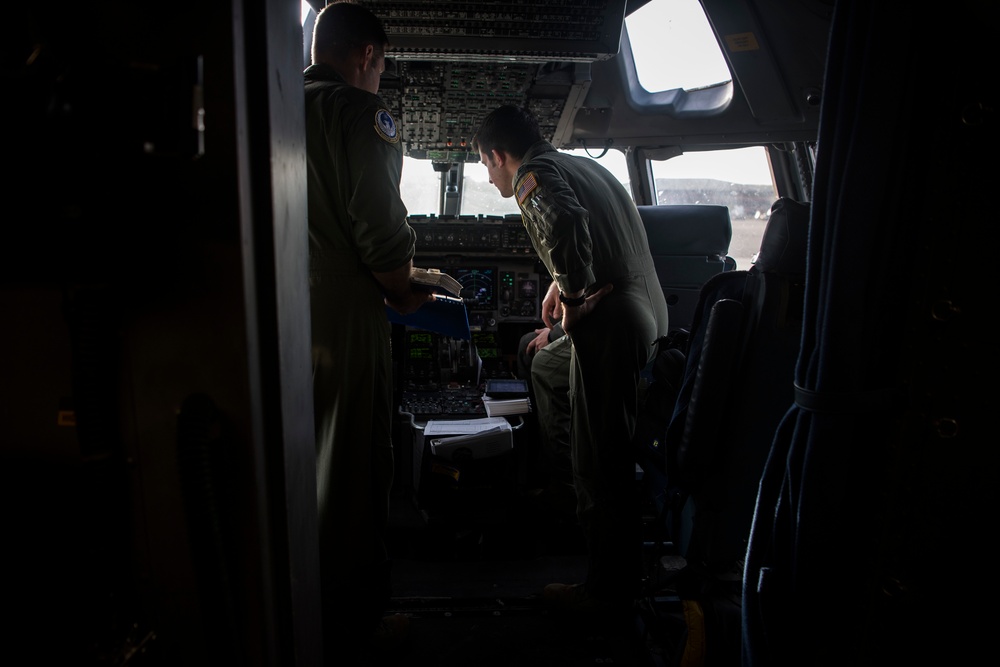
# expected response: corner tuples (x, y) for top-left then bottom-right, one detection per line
(516, 168), (595, 293)
(341, 102), (415, 273)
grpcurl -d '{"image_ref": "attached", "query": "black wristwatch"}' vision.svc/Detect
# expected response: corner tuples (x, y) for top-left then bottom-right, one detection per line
(558, 292), (587, 307)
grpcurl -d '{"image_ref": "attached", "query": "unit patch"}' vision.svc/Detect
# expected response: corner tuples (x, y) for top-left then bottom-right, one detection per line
(374, 109), (399, 143)
(516, 172), (538, 205)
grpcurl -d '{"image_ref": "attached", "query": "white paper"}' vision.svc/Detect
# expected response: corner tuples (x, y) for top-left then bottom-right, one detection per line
(423, 417), (512, 436)
(481, 396), (532, 417)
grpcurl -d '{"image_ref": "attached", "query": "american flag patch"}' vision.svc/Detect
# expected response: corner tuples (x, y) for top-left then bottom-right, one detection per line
(516, 172), (538, 205)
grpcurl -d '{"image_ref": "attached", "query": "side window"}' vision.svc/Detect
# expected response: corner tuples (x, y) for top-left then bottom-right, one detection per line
(650, 147), (777, 269)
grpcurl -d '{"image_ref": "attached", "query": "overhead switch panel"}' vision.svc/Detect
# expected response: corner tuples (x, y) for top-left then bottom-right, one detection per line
(361, 0), (627, 62)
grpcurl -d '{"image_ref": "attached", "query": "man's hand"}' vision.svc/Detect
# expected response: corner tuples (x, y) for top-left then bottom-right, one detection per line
(561, 284), (613, 333)
(525, 327), (552, 356)
(384, 288), (435, 315)
(540, 280), (562, 328)
(375, 261), (436, 315)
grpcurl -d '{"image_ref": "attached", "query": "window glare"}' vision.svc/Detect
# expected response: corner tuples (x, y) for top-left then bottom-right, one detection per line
(400, 157), (443, 216)
(461, 162), (522, 216)
(626, 0), (731, 93)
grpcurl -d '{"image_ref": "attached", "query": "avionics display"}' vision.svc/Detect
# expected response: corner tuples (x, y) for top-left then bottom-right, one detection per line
(446, 267), (496, 310)
(472, 331), (499, 360)
(408, 331), (434, 359)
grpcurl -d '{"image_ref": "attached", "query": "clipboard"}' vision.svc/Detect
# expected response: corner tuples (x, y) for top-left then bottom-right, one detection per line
(385, 294), (471, 340)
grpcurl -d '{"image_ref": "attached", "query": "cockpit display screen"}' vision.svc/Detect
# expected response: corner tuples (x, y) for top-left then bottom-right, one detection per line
(408, 331), (433, 359)
(445, 267), (496, 310)
(472, 331), (499, 359)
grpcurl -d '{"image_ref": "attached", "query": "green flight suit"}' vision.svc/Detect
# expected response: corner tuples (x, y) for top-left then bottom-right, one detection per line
(513, 140), (669, 605)
(517, 324), (573, 488)
(304, 63), (414, 641)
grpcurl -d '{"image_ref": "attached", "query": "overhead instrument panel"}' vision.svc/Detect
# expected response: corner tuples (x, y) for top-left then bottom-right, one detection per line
(382, 62), (571, 160)
(363, 0), (628, 62)
(361, 0), (627, 158)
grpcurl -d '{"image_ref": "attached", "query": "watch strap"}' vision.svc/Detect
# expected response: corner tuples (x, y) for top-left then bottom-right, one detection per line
(559, 293), (587, 307)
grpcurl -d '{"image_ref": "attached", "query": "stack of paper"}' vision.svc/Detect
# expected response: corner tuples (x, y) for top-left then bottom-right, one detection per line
(481, 396), (532, 417)
(424, 417), (511, 437)
(410, 267), (462, 298)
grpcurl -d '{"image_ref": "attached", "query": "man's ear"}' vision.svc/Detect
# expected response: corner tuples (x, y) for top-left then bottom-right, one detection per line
(490, 149), (506, 167)
(362, 43), (375, 69)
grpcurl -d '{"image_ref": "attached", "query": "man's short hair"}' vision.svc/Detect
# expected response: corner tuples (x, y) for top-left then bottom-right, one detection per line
(473, 105), (543, 160)
(312, 1), (389, 63)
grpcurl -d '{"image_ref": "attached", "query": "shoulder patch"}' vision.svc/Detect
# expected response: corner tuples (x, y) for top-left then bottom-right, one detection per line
(516, 172), (538, 205)
(374, 109), (399, 143)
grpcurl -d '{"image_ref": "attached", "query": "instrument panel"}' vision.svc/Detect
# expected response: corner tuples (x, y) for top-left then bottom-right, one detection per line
(355, 0), (629, 159)
(396, 214), (551, 391)
(408, 214), (549, 328)
(408, 214), (535, 255)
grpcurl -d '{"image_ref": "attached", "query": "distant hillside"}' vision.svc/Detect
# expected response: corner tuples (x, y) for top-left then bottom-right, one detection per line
(655, 178), (775, 220)
(441, 177), (778, 221)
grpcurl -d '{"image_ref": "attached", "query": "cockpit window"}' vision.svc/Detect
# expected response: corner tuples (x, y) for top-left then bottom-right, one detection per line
(626, 0), (731, 93)
(400, 149), (632, 218)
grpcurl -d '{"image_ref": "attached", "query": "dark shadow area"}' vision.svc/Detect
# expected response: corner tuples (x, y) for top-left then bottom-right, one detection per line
(377, 478), (680, 666)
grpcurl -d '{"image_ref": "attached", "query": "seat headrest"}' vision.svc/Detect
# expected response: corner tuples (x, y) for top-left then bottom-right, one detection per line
(636, 205), (732, 256)
(752, 197), (809, 274)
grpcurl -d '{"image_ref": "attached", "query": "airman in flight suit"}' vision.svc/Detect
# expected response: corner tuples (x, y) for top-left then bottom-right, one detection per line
(475, 105), (669, 612)
(305, 2), (431, 659)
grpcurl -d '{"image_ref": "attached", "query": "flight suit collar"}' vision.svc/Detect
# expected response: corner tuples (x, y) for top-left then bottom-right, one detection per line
(521, 139), (557, 164)
(304, 62), (347, 84)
